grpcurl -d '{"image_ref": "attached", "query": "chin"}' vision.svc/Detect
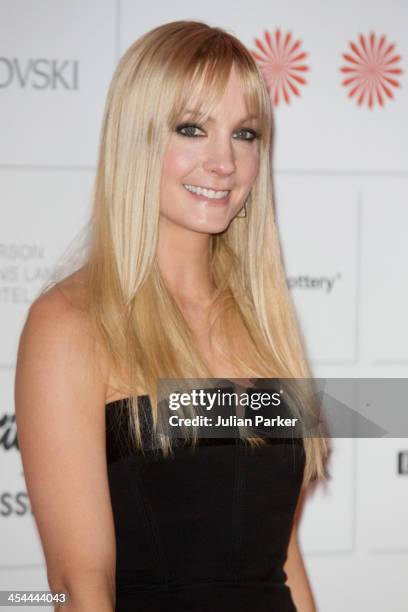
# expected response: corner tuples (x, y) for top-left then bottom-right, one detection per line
(186, 216), (233, 235)
(161, 210), (233, 235)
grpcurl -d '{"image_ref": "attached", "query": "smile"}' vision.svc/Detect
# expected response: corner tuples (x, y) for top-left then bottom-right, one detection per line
(183, 184), (230, 200)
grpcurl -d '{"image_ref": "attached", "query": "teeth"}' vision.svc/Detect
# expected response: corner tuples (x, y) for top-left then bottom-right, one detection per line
(183, 184), (229, 199)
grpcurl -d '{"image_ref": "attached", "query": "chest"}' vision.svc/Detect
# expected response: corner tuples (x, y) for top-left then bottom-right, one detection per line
(180, 303), (258, 380)
(105, 304), (259, 403)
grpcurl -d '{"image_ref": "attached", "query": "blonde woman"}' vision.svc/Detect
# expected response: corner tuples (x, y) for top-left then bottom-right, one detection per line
(15, 20), (329, 612)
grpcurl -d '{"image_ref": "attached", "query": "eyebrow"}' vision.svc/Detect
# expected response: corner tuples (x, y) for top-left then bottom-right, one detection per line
(183, 109), (259, 122)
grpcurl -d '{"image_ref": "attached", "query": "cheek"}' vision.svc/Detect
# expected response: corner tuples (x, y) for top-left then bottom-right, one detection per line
(238, 148), (260, 184)
(161, 143), (196, 182)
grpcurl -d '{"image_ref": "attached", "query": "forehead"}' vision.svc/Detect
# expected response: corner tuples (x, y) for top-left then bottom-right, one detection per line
(178, 66), (254, 121)
(182, 109), (259, 125)
(195, 73), (246, 109)
(167, 58), (264, 133)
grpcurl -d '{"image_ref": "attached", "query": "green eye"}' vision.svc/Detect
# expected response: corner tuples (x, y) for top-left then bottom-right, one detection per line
(234, 129), (259, 141)
(175, 123), (205, 137)
(175, 123), (260, 141)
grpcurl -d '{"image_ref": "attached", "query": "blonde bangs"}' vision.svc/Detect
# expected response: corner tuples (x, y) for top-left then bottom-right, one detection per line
(164, 34), (271, 150)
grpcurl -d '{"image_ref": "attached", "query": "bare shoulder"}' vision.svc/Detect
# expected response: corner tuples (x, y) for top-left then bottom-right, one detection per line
(45, 267), (90, 312)
(22, 268), (110, 399)
(27, 269), (138, 404)
(31, 267), (89, 315)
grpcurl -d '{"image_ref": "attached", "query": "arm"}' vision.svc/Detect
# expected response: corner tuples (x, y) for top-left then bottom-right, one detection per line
(284, 488), (317, 612)
(15, 288), (116, 611)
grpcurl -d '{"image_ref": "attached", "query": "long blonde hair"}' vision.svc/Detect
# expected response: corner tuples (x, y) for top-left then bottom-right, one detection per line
(43, 20), (330, 487)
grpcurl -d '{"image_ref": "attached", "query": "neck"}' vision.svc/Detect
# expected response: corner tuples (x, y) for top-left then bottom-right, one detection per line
(156, 218), (216, 306)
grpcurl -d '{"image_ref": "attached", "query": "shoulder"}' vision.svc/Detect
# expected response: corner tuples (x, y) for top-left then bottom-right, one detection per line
(24, 269), (91, 357)
(45, 267), (90, 312)
(17, 268), (110, 403)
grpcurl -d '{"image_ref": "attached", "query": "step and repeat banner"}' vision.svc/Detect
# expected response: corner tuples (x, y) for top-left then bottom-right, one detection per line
(1, 1), (407, 610)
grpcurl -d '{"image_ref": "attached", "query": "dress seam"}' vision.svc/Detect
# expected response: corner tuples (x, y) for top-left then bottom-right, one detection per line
(228, 440), (245, 580)
(126, 461), (170, 583)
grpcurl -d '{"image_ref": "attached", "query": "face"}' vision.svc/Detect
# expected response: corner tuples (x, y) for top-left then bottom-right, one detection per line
(159, 63), (260, 235)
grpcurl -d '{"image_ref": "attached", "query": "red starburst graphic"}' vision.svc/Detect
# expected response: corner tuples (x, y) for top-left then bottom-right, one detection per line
(340, 32), (403, 108)
(250, 29), (309, 106)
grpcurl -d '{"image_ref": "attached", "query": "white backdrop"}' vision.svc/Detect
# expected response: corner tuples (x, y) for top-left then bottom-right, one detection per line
(1, 1), (407, 610)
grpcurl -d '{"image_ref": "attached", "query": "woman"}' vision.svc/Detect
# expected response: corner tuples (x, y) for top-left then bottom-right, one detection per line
(15, 20), (329, 612)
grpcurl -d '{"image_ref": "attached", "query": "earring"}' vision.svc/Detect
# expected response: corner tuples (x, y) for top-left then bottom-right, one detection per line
(236, 199), (248, 218)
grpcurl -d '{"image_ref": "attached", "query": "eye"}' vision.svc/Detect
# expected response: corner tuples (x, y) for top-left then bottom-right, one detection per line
(175, 123), (260, 141)
(175, 123), (205, 137)
(233, 128), (259, 142)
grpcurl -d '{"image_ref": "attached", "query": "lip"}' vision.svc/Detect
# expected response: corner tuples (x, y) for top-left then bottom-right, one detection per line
(183, 185), (231, 205)
(184, 183), (232, 191)
(183, 184), (231, 206)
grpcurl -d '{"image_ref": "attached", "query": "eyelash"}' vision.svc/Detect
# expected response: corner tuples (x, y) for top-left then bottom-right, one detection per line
(175, 122), (260, 142)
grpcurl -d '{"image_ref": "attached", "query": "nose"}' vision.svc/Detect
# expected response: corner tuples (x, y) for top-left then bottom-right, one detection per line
(202, 135), (236, 177)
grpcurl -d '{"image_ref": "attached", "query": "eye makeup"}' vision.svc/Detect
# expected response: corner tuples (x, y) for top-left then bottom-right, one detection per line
(175, 122), (260, 141)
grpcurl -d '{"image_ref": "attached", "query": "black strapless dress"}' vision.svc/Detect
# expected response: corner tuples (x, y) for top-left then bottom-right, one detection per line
(106, 395), (305, 611)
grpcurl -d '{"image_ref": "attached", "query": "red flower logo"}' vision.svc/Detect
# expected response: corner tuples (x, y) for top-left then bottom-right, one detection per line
(250, 29), (309, 106)
(340, 32), (403, 108)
